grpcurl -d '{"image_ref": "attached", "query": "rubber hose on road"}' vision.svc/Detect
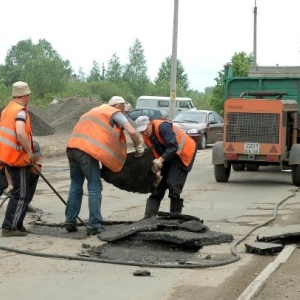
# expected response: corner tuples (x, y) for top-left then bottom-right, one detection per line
(0, 188), (298, 269)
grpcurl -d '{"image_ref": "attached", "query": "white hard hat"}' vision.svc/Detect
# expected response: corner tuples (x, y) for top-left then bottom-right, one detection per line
(135, 116), (150, 132)
(108, 96), (125, 106)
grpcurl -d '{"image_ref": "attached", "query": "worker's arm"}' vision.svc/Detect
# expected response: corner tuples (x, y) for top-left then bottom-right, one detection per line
(123, 122), (141, 147)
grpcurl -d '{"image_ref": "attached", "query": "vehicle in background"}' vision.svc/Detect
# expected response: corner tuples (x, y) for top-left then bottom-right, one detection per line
(212, 65), (300, 186)
(173, 110), (224, 149)
(126, 107), (168, 121)
(136, 96), (195, 117)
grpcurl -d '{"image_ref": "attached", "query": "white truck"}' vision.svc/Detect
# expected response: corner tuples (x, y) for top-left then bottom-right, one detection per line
(136, 95), (195, 117)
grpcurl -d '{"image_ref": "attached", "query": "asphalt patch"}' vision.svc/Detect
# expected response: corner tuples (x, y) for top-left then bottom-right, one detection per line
(28, 213), (234, 264)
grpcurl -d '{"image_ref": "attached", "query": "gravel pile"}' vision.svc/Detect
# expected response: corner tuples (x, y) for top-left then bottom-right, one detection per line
(2, 98), (136, 137)
(29, 98), (104, 135)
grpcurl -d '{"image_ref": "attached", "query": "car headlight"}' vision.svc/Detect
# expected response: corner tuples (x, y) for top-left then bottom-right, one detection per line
(186, 128), (199, 134)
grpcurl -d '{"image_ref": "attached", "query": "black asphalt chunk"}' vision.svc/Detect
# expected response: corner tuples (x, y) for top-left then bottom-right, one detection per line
(98, 217), (183, 242)
(157, 211), (202, 222)
(178, 220), (209, 233)
(133, 270), (151, 276)
(28, 213), (234, 264)
(257, 224), (300, 243)
(135, 230), (234, 247)
(245, 241), (284, 255)
(101, 148), (157, 194)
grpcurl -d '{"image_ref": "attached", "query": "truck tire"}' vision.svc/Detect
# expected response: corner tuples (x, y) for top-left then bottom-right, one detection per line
(214, 164), (231, 182)
(232, 164), (245, 171)
(292, 165), (300, 186)
(246, 164), (259, 171)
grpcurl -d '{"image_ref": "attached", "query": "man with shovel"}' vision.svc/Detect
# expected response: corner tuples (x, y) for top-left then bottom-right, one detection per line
(0, 81), (41, 237)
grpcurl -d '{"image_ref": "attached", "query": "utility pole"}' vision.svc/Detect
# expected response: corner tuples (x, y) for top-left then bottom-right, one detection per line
(169, 0), (179, 121)
(253, 0), (258, 66)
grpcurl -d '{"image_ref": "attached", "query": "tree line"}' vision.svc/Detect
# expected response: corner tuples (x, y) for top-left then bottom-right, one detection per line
(0, 38), (253, 114)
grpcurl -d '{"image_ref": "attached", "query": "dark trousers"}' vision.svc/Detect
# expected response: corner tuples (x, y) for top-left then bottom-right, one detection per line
(2, 166), (39, 230)
(0, 168), (8, 197)
(150, 160), (188, 202)
(149, 150), (196, 203)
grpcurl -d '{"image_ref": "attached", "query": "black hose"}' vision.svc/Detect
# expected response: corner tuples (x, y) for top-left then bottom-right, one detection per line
(0, 187), (297, 269)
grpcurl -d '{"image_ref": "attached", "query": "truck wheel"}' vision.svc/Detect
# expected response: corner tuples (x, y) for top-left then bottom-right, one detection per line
(198, 134), (207, 150)
(214, 164), (231, 182)
(232, 164), (245, 171)
(246, 164), (259, 171)
(292, 165), (300, 186)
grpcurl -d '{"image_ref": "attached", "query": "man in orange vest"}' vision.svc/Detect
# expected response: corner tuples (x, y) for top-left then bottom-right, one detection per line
(64, 96), (144, 236)
(135, 115), (197, 218)
(0, 81), (40, 237)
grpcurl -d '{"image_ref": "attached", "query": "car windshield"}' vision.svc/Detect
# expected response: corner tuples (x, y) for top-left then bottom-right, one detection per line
(173, 112), (206, 123)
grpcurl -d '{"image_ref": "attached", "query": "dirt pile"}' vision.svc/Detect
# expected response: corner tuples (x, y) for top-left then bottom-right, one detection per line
(29, 98), (104, 135)
(1, 98), (136, 137)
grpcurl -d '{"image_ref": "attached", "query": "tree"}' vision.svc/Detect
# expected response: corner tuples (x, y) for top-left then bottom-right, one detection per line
(87, 60), (102, 82)
(211, 52), (253, 113)
(77, 67), (86, 82)
(105, 53), (123, 84)
(154, 56), (189, 92)
(122, 38), (150, 97)
(0, 39), (72, 99)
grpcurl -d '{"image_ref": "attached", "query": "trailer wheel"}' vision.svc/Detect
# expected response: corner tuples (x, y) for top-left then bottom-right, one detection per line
(232, 164), (245, 171)
(292, 165), (300, 186)
(214, 164), (231, 182)
(246, 164), (259, 171)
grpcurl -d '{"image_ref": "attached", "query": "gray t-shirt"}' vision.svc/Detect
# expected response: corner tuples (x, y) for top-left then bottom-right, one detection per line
(110, 112), (129, 128)
(16, 109), (27, 122)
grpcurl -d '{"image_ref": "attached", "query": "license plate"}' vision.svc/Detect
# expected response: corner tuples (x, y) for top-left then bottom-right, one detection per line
(244, 143), (260, 154)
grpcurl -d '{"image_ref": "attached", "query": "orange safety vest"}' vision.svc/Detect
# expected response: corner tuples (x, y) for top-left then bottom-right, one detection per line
(0, 101), (33, 166)
(67, 104), (127, 172)
(142, 120), (196, 167)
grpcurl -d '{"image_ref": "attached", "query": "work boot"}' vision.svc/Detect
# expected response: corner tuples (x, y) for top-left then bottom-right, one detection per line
(18, 225), (31, 233)
(170, 198), (184, 214)
(63, 222), (78, 232)
(2, 228), (28, 237)
(143, 198), (161, 218)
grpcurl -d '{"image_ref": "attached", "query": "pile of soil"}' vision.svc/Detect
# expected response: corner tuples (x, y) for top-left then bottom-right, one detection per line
(28, 98), (104, 135)
(1, 98), (136, 137)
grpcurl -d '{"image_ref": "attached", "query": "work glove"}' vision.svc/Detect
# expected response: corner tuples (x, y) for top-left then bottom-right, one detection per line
(3, 184), (13, 195)
(153, 175), (162, 187)
(134, 143), (144, 158)
(151, 159), (163, 173)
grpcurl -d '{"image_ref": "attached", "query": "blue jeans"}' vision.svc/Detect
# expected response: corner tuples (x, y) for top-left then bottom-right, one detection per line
(65, 148), (102, 229)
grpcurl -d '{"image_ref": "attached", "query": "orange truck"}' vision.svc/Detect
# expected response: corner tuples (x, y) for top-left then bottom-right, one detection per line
(212, 68), (300, 186)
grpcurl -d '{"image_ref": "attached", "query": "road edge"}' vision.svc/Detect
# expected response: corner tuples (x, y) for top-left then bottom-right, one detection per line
(237, 245), (296, 300)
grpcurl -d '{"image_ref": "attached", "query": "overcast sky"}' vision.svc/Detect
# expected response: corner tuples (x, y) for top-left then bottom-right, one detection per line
(1, 0), (300, 92)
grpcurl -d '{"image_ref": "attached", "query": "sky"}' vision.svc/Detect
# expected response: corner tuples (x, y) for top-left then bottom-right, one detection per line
(1, 0), (300, 92)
